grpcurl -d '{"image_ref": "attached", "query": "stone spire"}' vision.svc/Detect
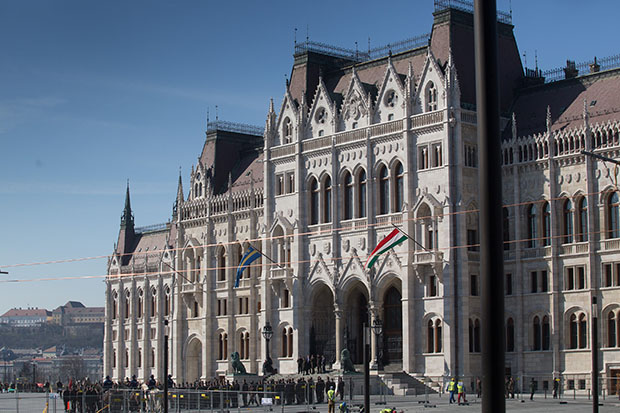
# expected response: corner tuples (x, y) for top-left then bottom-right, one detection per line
(176, 168), (184, 204)
(511, 112), (517, 140)
(120, 180), (134, 230)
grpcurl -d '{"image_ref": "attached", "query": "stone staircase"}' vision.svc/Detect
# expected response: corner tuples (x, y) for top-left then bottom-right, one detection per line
(379, 372), (438, 396)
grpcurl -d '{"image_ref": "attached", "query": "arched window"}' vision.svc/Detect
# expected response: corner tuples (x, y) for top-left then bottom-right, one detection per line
(343, 171), (353, 220)
(151, 349), (155, 367)
(281, 328), (288, 358)
(503, 207), (510, 250)
(150, 288), (157, 317)
(435, 319), (442, 352)
(577, 197), (588, 242)
(112, 291), (118, 320)
(608, 312), (617, 347)
(527, 204), (538, 248)
(579, 313), (587, 349)
(506, 318), (515, 352)
(542, 316), (550, 350)
(533, 316), (541, 350)
(112, 349), (117, 368)
(569, 314), (578, 349)
(125, 350), (129, 368)
(310, 178), (319, 225)
(322, 176), (332, 223)
(427, 320), (434, 353)
(137, 289), (143, 319)
(137, 349), (142, 368)
(218, 332), (228, 360)
(164, 286), (171, 317)
(393, 162), (404, 213)
(563, 199), (574, 244)
(542, 201), (551, 246)
(474, 319), (481, 352)
(287, 327), (293, 357)
(426, 81), (437, 112)
(378, 165), (389, 215)
(608, 192), (620, 239)
(217, 246), (226, 282)
(357, 169), (367, 218)
(124, 290), (130, 319)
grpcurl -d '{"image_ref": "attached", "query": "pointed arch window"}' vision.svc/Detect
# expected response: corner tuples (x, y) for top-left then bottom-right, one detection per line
(527, 204), (538, 248)
(503, 207), (510, 250)
(218, 332), (228, 360)
(217, 247), (226, 282)
(343, 171), (353, 220)
(427, 320), (434, 353)
(124, 290), (131, 319)
(150, 288), (157, 317)
(577, 197), (588, 242)
(533, 316), (541, 350)
(542, 201), (551, 246)
(393, 162), (404, 213)
(426, 81), (437, 112)
(357, 169), (367, 218)
(608, 311), (617, 347)
(378, 164), (389, 215)
(542, 316), (550, 350)
(137, 289), (143, 319)
(506, 318), (515, 352)
(563, 199), (574, 244)
(310, 178), (319, 225)
(164, 286), (171, 317)
(579, 313), (587, 348)
(608, 192), (620, 239)
(322, 176), (332, 223)
(469, 318), (481, 352)
(112, 291), (118, 320)
(435, 319), (442, 352)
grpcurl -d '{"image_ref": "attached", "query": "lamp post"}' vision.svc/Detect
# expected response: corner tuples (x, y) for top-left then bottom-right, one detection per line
(363, 318), (384, 413)
(592, 296), (599, 413)
(262, 322), (274, 375)
(372, 318), (383, 368)
(163, 319), (169, 413)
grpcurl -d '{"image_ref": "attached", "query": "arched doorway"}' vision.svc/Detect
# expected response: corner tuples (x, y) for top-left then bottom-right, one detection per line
(186, 338), (202, 383)
(344, 282), (369, 364)
(310, 284), (336, 362)
(382, 286), (402, 365)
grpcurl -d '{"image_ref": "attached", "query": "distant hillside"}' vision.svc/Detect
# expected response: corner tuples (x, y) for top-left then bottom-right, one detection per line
(0, 323), (103, 351)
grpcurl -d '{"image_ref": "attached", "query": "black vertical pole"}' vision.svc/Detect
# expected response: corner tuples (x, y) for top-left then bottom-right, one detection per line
(473, 1), (505, 413)
(164, 319), (169, 413)
(364, 323), (370, 413)
(592, 296), (599, 413)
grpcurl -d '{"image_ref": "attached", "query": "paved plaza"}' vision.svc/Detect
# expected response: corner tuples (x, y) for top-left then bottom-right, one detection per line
(2, 392), (620, 413)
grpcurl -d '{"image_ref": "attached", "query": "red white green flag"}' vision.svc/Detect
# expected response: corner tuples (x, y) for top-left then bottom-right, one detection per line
(365, 228), (407, 269)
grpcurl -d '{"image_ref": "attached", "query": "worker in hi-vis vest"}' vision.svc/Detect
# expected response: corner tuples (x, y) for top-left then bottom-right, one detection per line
(327, 386), (336, 413)
(447, 377), (456, 404)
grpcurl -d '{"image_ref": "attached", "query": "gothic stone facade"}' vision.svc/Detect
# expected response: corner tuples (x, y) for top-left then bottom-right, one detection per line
(104, 6), (620, 390)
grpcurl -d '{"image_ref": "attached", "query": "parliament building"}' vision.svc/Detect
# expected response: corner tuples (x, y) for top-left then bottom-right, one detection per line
(104, 1), (620, 393)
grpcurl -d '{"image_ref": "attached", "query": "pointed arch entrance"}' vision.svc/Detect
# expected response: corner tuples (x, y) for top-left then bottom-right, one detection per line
(344, 281), (369, 364)
(186, 338), (202, 383)
(382, 286), (402, 365)
(310, 283), (336, 362)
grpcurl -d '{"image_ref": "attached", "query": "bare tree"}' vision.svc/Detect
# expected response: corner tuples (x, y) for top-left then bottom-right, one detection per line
(57, 356), (86, 383)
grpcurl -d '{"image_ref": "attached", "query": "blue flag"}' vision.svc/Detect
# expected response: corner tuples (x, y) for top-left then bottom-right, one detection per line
(235, 246), (261, 287)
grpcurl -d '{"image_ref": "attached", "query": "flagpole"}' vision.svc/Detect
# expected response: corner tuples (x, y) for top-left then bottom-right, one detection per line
(390, 223), (430, 254)
(250, 245), (284, 269)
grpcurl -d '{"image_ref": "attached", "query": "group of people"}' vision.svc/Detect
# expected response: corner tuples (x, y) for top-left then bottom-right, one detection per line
(297, 353), (328, 375)
(446, 377), (468, 405)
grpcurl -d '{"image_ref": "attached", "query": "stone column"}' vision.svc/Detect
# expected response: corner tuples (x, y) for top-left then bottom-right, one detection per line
(369, 303), (379, 370)
(334, 308), (343, 368)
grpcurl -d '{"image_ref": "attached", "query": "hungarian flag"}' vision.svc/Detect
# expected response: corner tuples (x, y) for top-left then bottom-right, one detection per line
(365, 228), (407, 269)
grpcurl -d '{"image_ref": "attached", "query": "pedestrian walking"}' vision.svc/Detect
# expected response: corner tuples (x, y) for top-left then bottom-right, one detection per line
(529, 378), (535, 400)
(447, 377), (456, 404)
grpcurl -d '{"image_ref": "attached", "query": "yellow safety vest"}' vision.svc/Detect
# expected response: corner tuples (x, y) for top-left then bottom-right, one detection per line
(327, 389), (335, 401)
(457, 384), (464, 393)
(448, 381), (456, 391)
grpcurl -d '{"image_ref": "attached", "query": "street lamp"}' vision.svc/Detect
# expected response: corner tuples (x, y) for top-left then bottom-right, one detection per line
(592, 296), (599, 413)
(262, 322), (274, 375)
(364, 318), (384, 413)
(163, 319), (169, 413)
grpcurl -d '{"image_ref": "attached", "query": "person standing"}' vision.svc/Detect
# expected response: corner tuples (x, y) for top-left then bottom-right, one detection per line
(327, 386), (336, 413)
(476, 377), (482, 398)
(337, 377), (344, 401)
(552, 378), (559, 399)
(529, 378), (535, 400)
(508, 377), (515, 399)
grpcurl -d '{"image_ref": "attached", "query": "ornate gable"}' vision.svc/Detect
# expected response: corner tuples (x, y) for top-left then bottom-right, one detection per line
(412, 49), (446, 115)
(339, 67), (372, 131)
(374, 58), (406, 123)
(306, 77), (337, 139)
(275, 87), (300, 146)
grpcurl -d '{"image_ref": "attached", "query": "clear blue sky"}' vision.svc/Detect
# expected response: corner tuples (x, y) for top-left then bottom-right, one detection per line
(1, 0), (618, 312)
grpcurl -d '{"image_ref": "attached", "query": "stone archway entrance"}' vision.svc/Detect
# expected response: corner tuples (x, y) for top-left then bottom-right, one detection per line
(186, 338), (202, 383)
(310, 284), (336, 362)
(344, 282), (369, 364)
(382, 286), (402, 365)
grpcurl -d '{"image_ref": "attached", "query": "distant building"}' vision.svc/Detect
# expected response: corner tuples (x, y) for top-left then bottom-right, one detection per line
(0, 308), (51, 327)
(51, 301), (105, 326)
